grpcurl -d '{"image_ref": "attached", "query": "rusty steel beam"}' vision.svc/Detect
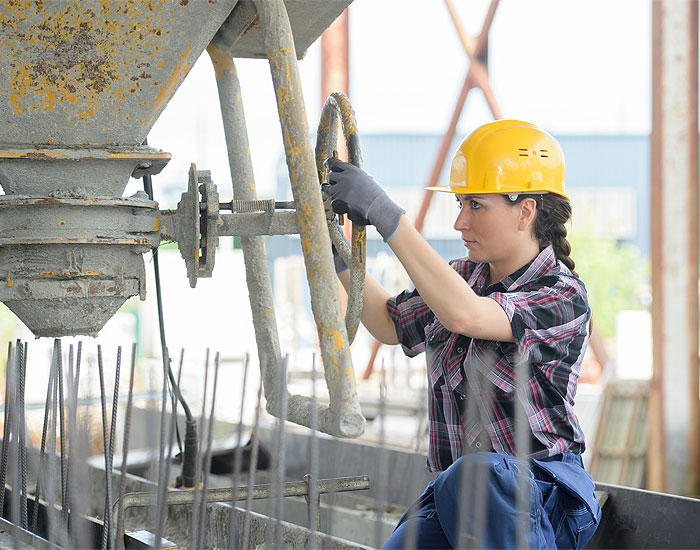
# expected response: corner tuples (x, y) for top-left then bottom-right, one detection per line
(649, 0), (700, 496)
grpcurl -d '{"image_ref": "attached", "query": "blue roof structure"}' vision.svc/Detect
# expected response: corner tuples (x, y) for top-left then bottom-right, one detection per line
(271, 133), (650, 260)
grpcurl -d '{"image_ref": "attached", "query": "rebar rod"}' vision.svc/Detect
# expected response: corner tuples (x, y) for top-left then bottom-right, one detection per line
(241, 375), (264, 550)
(514, 356), (531, 549)
(0, 342), (14, 518)
(47, 340), (60, 547)
(307, 354), (320, 544)
(10, 342), (20, 547)
(154, 346), (173, 550)
(228, 353), (249, 550)
(31, 347), (55, 533)
(103, 347), (122, 550)
(97, 345), (113, 550)
(65, 344), (76, 546)
(269, 355), (289, 548)
(56, 340), (68, 528)
(374, 363), (387, 550)
(115, 344), (137, 550)
(188, 349), (210, 550)
(196, 353), (220, 550)
(18, 341), (28, 529)
(74, 341), (82, 403)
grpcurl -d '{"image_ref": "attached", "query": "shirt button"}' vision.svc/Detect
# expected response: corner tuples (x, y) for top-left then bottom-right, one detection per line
(456, 346), (464, 353)
(475, 442), (482, 448)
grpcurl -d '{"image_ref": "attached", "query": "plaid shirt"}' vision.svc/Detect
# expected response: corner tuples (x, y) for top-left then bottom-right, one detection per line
(386, 245), (590, 472)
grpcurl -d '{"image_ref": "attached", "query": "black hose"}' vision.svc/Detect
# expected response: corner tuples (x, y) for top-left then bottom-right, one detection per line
(141, 150), (197, 486)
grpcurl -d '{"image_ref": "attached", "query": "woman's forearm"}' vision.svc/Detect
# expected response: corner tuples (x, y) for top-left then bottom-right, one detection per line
(388, 216), (513, 342)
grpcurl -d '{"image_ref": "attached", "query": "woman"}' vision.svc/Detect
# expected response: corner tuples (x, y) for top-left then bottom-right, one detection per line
(324, 120), (601, 549)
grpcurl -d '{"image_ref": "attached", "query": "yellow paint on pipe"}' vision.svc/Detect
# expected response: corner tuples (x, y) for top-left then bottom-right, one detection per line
(206, 44), (235, 81)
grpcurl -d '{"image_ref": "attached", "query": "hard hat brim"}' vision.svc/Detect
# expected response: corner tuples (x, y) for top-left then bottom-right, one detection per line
(425, 185), (570, 201)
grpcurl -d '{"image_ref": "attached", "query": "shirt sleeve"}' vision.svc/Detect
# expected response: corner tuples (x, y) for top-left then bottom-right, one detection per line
(386, 287), (435, 357)
(488, 276), (591, 365)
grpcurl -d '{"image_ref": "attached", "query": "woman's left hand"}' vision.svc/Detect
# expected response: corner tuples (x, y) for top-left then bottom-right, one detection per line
(324, 157), (405, 242)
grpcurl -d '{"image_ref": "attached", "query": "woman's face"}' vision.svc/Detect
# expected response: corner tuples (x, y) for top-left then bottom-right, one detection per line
(453, 193), (531, 264)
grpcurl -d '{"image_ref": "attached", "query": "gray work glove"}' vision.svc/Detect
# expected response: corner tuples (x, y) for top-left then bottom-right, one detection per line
(324, 158), (405, 243)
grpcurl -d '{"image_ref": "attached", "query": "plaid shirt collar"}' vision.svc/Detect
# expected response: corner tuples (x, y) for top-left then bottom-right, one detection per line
(468, 245), (558, 295)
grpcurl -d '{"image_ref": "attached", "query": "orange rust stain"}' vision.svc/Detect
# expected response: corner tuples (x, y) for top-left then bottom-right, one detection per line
(206, 44), (234, 81)
(42, 271), (57, 275)
(152, 218), (160, 231)
(151, 43), (193, 120)
(7, 281), (13, 287)
(329, 328), (346, 353)
(84, 270), (100, 276)
(58, 221), (66, 226)
(2, 0), (172, 121)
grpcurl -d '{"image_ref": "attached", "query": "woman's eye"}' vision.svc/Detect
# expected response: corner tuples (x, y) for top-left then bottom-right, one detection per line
(470, 200), (481, 210)
(455, 197), (463, 209)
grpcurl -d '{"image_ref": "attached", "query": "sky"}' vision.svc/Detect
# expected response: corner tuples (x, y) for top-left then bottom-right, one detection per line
(139, 0), (651, 205)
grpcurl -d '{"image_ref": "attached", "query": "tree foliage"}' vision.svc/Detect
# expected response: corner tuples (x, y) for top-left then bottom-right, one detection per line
(568, 231), (650, 340)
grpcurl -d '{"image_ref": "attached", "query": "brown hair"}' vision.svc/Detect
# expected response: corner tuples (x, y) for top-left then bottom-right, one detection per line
(507, 193), (577, 276)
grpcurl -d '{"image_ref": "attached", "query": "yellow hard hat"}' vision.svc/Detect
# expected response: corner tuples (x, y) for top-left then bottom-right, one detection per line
(430, 120), (569, 200)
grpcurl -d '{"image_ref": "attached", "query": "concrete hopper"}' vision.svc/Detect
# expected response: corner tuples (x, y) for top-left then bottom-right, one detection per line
(0, 0), (239, 336)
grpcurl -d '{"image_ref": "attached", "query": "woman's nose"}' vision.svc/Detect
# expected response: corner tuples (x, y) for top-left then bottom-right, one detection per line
(453, 206), (470, 231)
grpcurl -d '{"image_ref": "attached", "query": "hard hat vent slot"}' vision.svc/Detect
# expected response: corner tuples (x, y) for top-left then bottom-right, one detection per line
(518, 148), (528, 157)
(540, 149), (549, 158)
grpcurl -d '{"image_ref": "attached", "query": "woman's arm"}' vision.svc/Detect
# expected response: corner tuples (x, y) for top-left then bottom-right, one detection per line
(337, 268), (399, 345)
(388, 216), (514, 342)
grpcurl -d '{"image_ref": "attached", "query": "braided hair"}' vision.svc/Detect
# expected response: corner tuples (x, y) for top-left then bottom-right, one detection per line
(507, 193), (577, 276)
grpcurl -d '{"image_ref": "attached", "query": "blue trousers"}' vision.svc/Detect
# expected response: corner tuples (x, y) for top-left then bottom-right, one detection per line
(383, 452), (601, 550)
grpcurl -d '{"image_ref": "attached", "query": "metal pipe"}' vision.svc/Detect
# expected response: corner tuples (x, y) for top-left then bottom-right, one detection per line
(316, 92), (367, 345)
(115, 475), (371, 517)
(207, 42), (285, 413)
(254, 0), (364, 439)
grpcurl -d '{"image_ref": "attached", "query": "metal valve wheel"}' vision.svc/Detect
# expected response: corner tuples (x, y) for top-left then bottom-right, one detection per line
(315, 92), (367, 344)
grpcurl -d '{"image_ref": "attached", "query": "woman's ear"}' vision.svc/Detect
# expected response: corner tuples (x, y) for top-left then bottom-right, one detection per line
(518, 197), (538, 231)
